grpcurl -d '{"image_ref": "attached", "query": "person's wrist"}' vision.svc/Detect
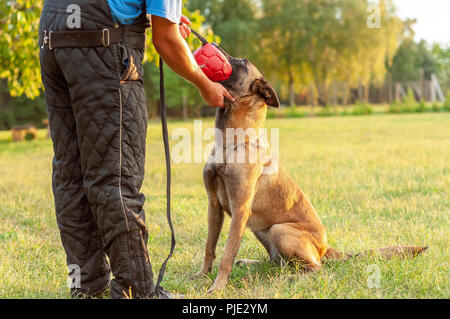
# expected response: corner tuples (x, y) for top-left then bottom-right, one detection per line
(192, 70), (213, 92)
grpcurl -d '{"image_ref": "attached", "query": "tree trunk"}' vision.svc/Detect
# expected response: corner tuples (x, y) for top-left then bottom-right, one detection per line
(315, 81), (328, 106)
(364, 84), (369, 103)
(378, 86), (383, 104)
(395, 83), (402, 102)
(331, 81), (338, 106)
(343, 82), (349, 106)
(358, 78), (363, 102)
(387, 73), (393, 104)
(419, 68), (425, 101)
(309, 83), (315, 116)
(288, 71), (295, 106)
(147, 100), (159, 118)
(0, 79), (12, 110)
(182, 93), (188, 121)
(195, 105), (202, 118)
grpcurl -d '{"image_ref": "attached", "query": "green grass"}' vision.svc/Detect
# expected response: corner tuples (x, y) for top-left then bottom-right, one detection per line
(266, 102), (449, 119)
(0, 113), (449, 299)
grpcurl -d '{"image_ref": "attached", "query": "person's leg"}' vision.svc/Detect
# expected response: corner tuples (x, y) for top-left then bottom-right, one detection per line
(55, 42), (154, 298)
(40, 41), (111, 298)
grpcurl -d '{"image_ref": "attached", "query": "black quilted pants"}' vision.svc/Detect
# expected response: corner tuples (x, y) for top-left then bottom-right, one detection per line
(39, 0), (154, 298)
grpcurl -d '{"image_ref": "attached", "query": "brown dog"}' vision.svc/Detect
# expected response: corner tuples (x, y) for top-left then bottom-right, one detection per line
(191, 56), (427, 294)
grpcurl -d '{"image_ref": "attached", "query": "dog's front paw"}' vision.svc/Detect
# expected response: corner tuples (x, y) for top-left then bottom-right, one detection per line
(206, 286), (216, 295)
(206, 283), (223, 295)
(207, 279), (227, 294)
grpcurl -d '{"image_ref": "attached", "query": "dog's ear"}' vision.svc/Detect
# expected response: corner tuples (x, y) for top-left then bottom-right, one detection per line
(251, 79), (280, 108)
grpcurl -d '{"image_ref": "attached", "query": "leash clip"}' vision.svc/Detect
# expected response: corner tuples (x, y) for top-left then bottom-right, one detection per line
(102, 28), (110, 47)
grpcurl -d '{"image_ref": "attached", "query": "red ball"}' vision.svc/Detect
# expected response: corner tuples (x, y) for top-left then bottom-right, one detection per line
(193, 43), (232, 82)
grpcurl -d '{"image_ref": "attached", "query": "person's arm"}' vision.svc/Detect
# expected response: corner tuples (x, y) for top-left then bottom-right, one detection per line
(151, 15), (234, 108)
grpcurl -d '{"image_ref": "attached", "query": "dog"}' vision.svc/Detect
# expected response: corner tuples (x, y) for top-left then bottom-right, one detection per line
(191, 56), (427, 294)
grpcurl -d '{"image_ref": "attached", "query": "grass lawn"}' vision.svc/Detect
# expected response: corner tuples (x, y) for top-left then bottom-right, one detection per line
(0, 113), (448, 298)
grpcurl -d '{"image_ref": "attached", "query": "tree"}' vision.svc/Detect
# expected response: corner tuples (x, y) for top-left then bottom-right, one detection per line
(389, 40), (436, 82)
(258, 0), (402, 106)
(187, 0), (259, 59)
(258, 0), (313, 106)
(335, 0), (402, 101)
(0, 1), (216, 128)
(0, 0), (43, 98)
(431, 44), (450, 94)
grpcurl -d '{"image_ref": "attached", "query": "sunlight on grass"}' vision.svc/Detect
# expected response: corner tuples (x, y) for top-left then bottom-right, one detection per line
(0, 113), (448, 298)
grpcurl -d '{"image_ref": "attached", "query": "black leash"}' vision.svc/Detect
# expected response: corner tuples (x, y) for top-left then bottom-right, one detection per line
(153, 57), (176, 296)
(189, 29), (208, 45)
(152, 27), (222, 296)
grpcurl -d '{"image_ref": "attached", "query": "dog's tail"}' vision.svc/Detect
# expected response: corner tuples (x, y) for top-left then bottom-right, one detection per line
(323, 246), (428, 261)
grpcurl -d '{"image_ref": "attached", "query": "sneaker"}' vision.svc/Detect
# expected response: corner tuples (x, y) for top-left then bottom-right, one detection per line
(71, 285), (110, 299)
(151, 286), (184, 299)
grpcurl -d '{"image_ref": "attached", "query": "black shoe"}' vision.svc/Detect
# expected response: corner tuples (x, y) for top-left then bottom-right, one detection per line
(71, 285), (110, 299)
(151, 286), (184, 299)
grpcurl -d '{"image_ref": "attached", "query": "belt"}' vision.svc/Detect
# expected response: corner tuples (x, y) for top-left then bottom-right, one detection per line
(40, 27), (146, 50)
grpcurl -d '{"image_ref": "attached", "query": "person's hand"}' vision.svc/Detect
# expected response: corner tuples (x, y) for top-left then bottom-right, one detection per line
(179, 15), (191, 39)
(151, 15), (233, 107)
(199, 80), (235, 108)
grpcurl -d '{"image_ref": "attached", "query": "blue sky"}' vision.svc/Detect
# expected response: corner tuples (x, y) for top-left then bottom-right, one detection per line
(394, 0), (449, 46)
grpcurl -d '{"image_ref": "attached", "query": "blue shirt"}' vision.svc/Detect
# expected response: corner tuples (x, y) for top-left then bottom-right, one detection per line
(108, 0), (182, 25)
